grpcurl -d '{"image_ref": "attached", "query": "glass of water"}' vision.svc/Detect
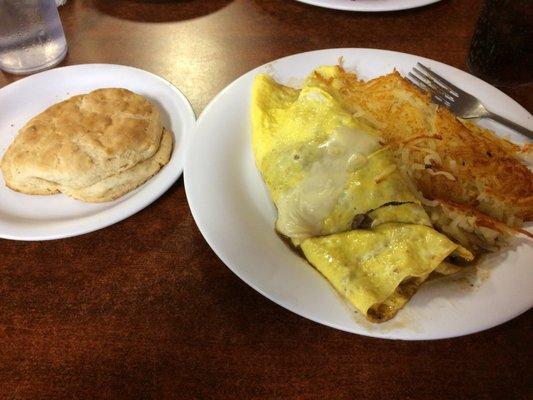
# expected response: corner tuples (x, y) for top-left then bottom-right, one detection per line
(0, 0), (68, 75)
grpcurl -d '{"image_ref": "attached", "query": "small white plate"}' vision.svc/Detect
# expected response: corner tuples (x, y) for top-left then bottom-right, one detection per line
(295, 0), (441, 12)
(185, 48), (533, 340)
(0, 64), (195, 240)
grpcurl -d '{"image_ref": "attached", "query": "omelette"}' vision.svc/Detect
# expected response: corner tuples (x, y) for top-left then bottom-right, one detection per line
(252, 75), (430, 241)
(251, 73), (472, 322)
(300, 223), (460, 322)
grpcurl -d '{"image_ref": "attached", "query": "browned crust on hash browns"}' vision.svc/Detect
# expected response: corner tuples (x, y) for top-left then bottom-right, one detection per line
(311, 66), (533, 225)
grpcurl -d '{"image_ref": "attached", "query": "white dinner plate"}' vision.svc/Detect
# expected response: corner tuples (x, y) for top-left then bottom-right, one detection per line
(295, 0), (441, 12)
(0, 64), (195, 240)
(185, 48), (533, 340)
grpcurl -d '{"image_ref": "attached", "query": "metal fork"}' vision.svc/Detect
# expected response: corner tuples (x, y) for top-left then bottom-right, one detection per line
(407, 63), (532, 139)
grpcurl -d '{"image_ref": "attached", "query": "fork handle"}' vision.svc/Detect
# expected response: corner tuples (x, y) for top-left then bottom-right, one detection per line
(484, 112), (533, 140)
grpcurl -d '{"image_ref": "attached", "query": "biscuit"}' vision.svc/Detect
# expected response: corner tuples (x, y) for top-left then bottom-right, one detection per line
(62, 128), (173, 202)
(0, 88), (173, 202)
(1, 88), (163, 194)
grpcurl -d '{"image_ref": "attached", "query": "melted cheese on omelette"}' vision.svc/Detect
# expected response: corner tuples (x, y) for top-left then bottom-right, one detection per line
(252, 74), (425, 240)
(251, 72), (472, 322)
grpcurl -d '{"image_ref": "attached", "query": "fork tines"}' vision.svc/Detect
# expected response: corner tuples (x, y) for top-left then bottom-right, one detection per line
(407, 63), (461, 108)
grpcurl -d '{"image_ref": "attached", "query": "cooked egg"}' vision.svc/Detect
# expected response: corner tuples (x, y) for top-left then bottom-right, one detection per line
(251, 71), (472, 323)
(252, 74), (426, 240)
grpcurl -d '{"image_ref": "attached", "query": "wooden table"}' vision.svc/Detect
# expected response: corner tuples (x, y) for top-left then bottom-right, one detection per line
(1, 1), (531, 398)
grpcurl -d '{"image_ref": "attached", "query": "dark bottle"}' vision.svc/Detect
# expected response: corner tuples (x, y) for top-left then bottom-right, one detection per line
(468, 0), (533, 87)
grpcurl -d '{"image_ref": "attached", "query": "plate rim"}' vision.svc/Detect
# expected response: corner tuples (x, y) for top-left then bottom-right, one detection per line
(294, 0), (442, 12)
(185, 48), (532, 340)
(0, 63), (196, 241)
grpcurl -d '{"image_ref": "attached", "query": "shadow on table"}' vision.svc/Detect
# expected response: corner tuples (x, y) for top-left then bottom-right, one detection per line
(91, 0), (234, 23)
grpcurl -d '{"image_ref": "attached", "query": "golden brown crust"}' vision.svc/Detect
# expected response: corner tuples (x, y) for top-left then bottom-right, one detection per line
(311, 66), (533, 224)
(4, 179), (59, 195)
(1, 88), (163, 193)
(62, 128), (173, 202)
